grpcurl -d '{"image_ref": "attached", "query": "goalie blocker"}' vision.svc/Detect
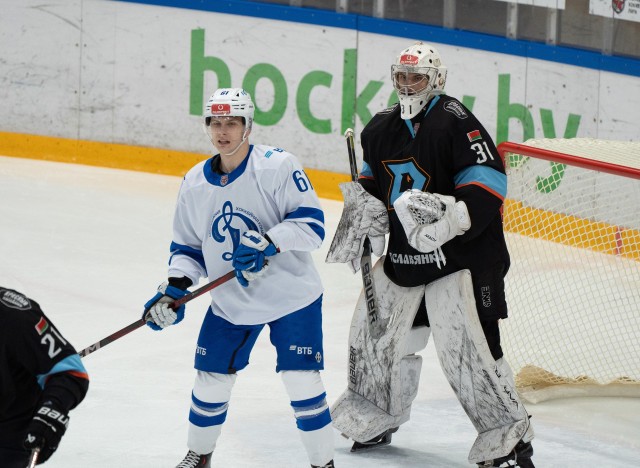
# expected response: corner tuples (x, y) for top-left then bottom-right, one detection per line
(330, 258), (533, 465)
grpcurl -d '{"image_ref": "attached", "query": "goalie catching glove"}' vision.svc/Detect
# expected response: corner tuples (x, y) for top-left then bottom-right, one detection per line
(232, 230), (278, 287)
(393, 189), (471, 253)
(326, 182), (389, 273)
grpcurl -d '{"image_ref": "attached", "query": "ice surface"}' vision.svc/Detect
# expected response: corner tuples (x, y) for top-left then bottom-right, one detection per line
(1, 156), (638, 467)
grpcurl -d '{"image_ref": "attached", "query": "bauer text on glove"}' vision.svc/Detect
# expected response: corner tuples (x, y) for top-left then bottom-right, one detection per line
(393, 189), (470, 253)
(23, 401), (69, 464)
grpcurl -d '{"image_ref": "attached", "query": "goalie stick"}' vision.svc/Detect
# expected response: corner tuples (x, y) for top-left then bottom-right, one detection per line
(78, 271), (235, 357)
(344, 128), (385, 340)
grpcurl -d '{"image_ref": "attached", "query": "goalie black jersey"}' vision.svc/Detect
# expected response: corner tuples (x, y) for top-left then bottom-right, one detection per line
(0, 287), (89, 448)
(359, 96), (510, 288)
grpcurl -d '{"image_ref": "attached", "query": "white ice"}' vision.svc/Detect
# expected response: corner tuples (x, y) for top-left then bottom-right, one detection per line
(1, 156), (638, 467)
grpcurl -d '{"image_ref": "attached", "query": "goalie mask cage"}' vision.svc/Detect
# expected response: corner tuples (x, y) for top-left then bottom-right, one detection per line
(497, 138), (640, 403)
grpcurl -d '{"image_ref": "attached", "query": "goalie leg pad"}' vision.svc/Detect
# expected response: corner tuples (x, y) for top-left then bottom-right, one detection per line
(424, 270), (532, 464)
(330, 257), (427, 442)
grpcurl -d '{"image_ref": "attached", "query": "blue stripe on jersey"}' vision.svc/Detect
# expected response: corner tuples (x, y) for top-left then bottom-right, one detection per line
(454, 165), (507, 198)
(360, 161), (373, 178)
(284, 207), (325, 241)
(169, 241), (207, 272)
(37, 354), (87, 389)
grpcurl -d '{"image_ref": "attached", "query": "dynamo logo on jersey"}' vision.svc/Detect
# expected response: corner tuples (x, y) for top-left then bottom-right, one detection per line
(211, 201), (263, 261)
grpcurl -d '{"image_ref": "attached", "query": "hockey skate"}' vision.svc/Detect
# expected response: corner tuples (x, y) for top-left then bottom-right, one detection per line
(477, 440), (534, 467)
(176, 450), (212, 468)
(311, 460), (335, 467)
(350, 426), (399, 452)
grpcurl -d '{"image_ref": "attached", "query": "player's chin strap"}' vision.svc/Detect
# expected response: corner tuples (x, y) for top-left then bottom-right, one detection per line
(221, 130), (250, 157)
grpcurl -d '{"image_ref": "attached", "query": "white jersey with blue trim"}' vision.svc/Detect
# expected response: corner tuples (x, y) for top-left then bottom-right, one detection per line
(167, 144), (325, 325)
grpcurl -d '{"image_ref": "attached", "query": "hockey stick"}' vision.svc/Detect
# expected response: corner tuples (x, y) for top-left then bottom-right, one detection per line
(78, 271), (235, 358)
(26, 448), (39, 468)
(344, 129), (385, 340)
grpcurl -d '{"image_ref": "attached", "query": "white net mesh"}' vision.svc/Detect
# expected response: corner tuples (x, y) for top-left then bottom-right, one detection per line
(498, 138), (640, 402)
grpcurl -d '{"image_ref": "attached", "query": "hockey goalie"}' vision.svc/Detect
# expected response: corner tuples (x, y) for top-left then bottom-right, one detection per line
(325, 40), (535, 467)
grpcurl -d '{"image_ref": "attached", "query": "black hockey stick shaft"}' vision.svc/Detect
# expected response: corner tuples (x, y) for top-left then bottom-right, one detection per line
(78, 271), (235, 357)
(344, 129), (383, 339)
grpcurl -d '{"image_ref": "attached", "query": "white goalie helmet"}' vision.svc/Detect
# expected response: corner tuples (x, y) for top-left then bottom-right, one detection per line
(204, 87), (255, 134)
(391, 42), (447, 119)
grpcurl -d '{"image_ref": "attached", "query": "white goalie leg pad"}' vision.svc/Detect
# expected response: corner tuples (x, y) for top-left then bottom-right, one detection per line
(424, 270), (532, 464)
(187, 371), (237, 455)
(330, 257), (427, 442)
(281, 371), (334, 467)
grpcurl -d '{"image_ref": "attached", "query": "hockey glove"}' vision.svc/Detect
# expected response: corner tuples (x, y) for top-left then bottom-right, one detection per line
(23, 401), (69, 464)
(326, 182), (389, 273)
(232, 230), (278, 287)
(394, 189), (471, 253)
(143, 281), (189, 330)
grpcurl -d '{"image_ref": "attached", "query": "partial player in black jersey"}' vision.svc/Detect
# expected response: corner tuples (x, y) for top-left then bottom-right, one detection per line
(327, 42), (535, 467)
(0, 287), (89, 467)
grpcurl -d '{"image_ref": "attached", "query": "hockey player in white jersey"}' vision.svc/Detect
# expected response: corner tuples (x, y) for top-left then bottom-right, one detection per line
(143, 88), (335, 468)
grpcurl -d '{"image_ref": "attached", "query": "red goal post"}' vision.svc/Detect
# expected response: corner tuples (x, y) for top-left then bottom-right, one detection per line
(496, 138), (640, 403)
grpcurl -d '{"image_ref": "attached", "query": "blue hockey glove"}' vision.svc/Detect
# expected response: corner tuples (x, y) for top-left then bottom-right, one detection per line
(232, 230), (278, 287)
(143, 282), (189, 330)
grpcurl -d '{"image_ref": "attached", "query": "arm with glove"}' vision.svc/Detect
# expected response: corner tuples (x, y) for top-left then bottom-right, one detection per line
(143, 276), (193, 330)
(393, 189), (471, 253)
(231, 230), (279, 287)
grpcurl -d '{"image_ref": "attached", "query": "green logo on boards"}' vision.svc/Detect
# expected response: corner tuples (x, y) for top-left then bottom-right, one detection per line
(189, 29), (582, 192)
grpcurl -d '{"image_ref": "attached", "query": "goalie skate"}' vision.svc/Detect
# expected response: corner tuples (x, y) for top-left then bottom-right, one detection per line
(478, 440), (535, 467)
(350, 426), (399, 452)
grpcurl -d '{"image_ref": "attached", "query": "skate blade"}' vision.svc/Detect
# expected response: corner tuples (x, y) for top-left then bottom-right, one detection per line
(350, 432), (394, 452)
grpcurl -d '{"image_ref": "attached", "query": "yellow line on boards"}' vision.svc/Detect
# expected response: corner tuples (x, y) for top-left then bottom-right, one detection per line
(0, 131), (348, 201)
(3, 131), (635, 259)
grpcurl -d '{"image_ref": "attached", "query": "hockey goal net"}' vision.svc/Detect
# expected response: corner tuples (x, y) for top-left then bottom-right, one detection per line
(497, 138), (640, 403)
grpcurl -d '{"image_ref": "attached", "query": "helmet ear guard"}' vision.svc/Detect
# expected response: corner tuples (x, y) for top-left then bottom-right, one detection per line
(391, 42), (447, 119)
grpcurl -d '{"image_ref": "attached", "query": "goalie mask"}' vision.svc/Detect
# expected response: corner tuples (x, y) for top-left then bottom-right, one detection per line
(391, 42), (447, 119)
(204, 88), (255, 151)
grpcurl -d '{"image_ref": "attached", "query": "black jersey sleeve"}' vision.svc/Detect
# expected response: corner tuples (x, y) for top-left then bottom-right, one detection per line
(0, 288), (89, 412)
(448, 102), (507, 240)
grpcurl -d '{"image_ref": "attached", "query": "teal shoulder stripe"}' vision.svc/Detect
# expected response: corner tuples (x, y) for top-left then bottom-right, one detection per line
(37, 354), (88, 389)
(454, 166), (507, 198)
